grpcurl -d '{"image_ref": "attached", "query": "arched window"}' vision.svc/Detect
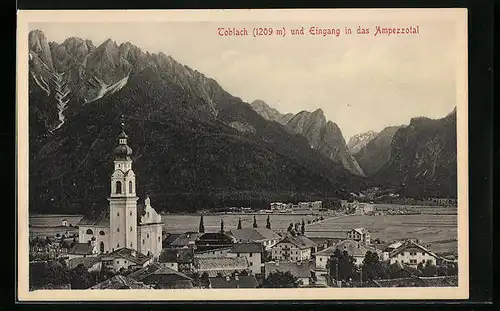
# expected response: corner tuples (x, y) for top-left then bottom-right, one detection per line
(147, 233), (149, 238)
(130, 242), (133, 247)
(116, 181), (122, 194)
(117, 227), (120, 232)
(99, 231), (105, 236)
(130, 226), (132, 232)
(117, 243), (120, 248)
(158, 237), (160, 242)
(117, 212), (120, 217)
(86, 229), (93, 235)
(129, 181), (133, 193)
(99, 241), (104, 253)
(130, 211), (132, 216)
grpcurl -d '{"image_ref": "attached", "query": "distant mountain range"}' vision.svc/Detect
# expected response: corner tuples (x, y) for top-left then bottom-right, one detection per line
(28, 30), (368, 214)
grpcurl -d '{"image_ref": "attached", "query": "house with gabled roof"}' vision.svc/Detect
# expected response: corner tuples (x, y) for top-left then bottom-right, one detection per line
(264, 261), (315, 286)
(388, 240), (440, 268)
(271, 234), (317, 262)
(227, 242), (265, 275)
(315, 239), (381, 267)
(228, 227), (282, 250)
(346, 227), (371, 245)
(128, 262), (194, 289)
(101, 247), (153, 272)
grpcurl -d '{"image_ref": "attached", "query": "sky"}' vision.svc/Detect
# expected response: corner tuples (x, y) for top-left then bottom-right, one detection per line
(30, 19), (459, 140)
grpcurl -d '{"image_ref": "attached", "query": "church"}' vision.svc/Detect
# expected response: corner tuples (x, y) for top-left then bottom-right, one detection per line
(75, 121), (163, 260)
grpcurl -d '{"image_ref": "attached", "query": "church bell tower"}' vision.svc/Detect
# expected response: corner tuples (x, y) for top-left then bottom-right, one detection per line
(108, 116), (138, 252)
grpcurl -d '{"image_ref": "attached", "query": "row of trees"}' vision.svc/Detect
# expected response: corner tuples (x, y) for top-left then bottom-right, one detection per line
(29, 258), (120, 290)
(327, 249), (458, 284)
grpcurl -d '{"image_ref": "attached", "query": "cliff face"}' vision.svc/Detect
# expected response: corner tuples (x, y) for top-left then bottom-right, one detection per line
(284, 109), (365, 176)
(372, 110), (457, 198)
(354, 126), (402, 176)
(251, 100), (365, 177)
(347, 130), (378, 155)
(250, 100), (294, 124)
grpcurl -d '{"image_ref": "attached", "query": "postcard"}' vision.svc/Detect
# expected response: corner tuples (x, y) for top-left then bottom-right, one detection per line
(17, 8), (468, 301)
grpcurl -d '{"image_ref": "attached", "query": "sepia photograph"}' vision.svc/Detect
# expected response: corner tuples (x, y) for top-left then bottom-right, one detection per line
(17, 9), (468, 301)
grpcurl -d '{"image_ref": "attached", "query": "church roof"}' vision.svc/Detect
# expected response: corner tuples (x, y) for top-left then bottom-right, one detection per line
(77, 206), (110, 227)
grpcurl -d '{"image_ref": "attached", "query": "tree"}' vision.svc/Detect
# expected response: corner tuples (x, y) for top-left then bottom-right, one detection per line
(266, 216), (271, 229)
(326, 249), (356, 282)
(300, 219), (305, 235)
(253, 216), (258, 228)
(70, 264), (93, 289)
(361, 251), (385, 281)
(29, 260), (70, 289)
(263, 271), (299, 288)
(421, 260), (438, 277)
(237, 218), (242, 230)
(220, 218), (224, 233)
(199, 215), (205, 233)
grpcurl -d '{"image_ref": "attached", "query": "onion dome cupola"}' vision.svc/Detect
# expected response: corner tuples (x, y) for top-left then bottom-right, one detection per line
(113, 116), (133, 160)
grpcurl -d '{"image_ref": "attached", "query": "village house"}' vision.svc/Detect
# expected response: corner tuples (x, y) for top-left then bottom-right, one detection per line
(271, 235), (317, 262)
(90, 275), (152, 289)
(209, 274), (259, 289)
(168, 232), (203, 249)
(313, 246), (338, 273)
(264, 261), (315, 286)
(227, 242), (265, 275)
(346, 228), (371, 245)
(159, 248), (194, 274)
(67, 256), (102, 272)
(193, 257), (250, 277)
(228, 227), (282, 250)
(101, 248), (153, 272)
(380, 241), (404, 261)
(330, 239), (381, 266)
(76, 124), (163, 260)
(128, 263), (194, 289)
(67, 239), (99, 260)
(388, 241), (440, 267)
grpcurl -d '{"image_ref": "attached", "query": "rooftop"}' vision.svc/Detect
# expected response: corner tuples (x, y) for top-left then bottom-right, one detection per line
(128, 262), (193, 285)
(228, 228), (281, 242)
(77, 207), (109, 227)
(67, 256), (101, 269)
(389, 241), (439, 259)
(68, 243), (94, 255)
(209, 275), (259, 289)
(229, 242), (264, 254)
(170, 232), (203, 247)
(195, 257), (249, 272)
(332, 239), (380, 257)
(276, 235), (317, 250)
(101, 248), (151, 265)
(90, 275), (151, 289)
(265, 261), (314, 279)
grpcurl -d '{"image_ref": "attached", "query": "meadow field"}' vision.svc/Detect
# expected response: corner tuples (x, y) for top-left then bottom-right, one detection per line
(161, 213), (321, 233)
(27, 204), (458, 255)
(305, 214), (458, 255)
